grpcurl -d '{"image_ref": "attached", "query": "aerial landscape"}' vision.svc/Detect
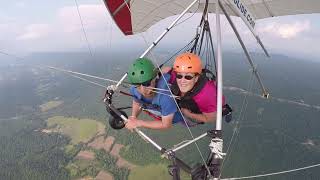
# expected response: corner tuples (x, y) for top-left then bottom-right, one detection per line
(1, 1), (320, 180)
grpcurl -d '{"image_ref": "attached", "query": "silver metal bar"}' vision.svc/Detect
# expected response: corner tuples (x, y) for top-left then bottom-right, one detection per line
(219, 1), (269, 98)
(140, 0), (199, 58)
(134, 129), (162, 151)
(216, 0), (223, 130)
(109, 105), (163, 151)
(170, 133), (208, 153)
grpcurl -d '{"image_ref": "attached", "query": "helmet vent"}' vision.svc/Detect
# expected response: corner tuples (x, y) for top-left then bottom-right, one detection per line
(188, 56), (191, 60)
(188, 66), (192, 69)
(140, 71), (144, 74)
(132, 72), (135, 76)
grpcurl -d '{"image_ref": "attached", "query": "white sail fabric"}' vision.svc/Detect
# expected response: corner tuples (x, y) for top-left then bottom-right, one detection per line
(103, 0), (320, 35)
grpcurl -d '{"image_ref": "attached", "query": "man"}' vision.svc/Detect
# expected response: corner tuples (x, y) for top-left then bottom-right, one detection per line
(125, 58), (183, 130)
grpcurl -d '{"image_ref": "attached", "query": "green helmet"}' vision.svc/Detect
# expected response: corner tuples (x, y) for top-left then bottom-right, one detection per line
(127, 58), (158, 84)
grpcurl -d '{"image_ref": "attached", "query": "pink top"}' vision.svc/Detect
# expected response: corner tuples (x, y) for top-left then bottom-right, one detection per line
(169, 71), (225, 113)
(193, 80), (225, 113)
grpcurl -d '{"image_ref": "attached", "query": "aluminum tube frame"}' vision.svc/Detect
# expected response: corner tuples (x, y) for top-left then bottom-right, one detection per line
(215, 0), (223, 131)
(218, 1), (269, 98)
(169, 132), (208, 153)
(108, 105), (162, 151)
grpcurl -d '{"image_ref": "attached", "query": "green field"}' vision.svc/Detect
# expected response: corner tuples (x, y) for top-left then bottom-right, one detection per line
(47, 116), (104, 144)
(40, 100), (63, 112)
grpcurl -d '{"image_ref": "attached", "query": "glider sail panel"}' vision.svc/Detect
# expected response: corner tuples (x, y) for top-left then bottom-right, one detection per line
(103, 0), (320, 35)
(104, 0), (133, 35)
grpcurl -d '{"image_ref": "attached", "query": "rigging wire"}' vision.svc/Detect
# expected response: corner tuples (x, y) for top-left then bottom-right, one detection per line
(159, 35), (198, 66)
(67, 73), (108, 89)
(1, 50), (174, 95)
(47, 66), (177, 97)
(74, 0), (94, 57)
(46, 66), (122, 84)
(221, 163), (320, 180)
(172, 0), (201, 28)
(123, 0), (213, 177)
(219, 68), (256, 178)
(47, 66), (172, 92)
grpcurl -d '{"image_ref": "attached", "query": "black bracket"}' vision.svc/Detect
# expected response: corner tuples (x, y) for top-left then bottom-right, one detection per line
(167, 151), (181, 180)
(104, 89), (114, 106)
(104, 89), (127, 130)
(207, 129), (222, 139)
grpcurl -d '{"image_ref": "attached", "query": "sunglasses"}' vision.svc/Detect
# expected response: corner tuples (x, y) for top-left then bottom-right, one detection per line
(176, 74), (196, 80)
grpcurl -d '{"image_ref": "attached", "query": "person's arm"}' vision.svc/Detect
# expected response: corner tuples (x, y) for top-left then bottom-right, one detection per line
(137, 114), (173, 130)
(131, 100), (142, 118)
(125, 114), (174, 130)
(181, 108), (216, 123)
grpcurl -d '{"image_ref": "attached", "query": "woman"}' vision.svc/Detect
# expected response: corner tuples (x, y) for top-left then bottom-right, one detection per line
(169, 52), (228, 123)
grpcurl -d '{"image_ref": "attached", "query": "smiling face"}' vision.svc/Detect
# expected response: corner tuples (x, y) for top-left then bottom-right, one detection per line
(176, 72), (199, 95)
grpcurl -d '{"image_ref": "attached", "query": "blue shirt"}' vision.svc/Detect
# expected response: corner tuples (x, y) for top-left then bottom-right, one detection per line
(130, 73), (183, 124)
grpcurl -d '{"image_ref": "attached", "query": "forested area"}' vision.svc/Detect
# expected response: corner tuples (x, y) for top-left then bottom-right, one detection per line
(2, 51), (320, 179)
(95, 149), (130, 179)
(0, 129), (70, 180)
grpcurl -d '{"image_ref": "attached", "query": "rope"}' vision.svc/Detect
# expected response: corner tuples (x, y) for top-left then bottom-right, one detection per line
(222, 163), (320, 180)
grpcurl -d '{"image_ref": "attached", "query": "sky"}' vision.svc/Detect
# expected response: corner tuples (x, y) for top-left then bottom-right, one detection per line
(1, 0), (320, 61)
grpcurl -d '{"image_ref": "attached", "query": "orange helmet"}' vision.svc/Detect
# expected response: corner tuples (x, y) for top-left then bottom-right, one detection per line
(173, 52), (202, 74)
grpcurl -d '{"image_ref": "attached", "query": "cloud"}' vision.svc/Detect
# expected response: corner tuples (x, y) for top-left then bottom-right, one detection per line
(257, 20), (310, 39)
(2, 2), (320, 61)
(16, 24), (51, 40)
(57, 4), (110, 33)
(15, 2), (26, 8)
(11, 4), (117, 52)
